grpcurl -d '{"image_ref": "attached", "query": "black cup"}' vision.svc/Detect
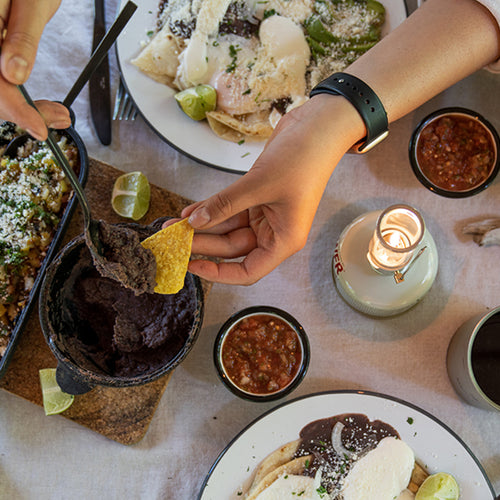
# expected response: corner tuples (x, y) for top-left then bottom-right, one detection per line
(447, 306), (500, 411)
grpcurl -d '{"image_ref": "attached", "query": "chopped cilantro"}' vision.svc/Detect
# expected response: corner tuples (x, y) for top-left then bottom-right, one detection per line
(226, 44), (241, 73)
(263, 9), (277, 18)
(316, 485), (328, 498)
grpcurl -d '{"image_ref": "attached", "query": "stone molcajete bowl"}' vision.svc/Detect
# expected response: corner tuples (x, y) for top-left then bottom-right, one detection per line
(39, 218), (204, 395)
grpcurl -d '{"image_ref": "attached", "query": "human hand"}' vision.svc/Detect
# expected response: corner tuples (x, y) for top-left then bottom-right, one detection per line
(164, 95), (365, 285)
(0, 0), (71, 139)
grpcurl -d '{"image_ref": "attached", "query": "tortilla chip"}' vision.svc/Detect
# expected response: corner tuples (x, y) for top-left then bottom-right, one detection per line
(206, 110), (273, 143)
(140, 219), (194, 294)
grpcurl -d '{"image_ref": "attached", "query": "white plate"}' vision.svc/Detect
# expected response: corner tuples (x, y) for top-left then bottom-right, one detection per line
(116, 1), (408, 173)
(198, 391), (495, 499)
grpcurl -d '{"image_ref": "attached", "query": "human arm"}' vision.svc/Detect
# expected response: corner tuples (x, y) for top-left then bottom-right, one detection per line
(173, 0), (500, 285)
(0, 0), (71, 139)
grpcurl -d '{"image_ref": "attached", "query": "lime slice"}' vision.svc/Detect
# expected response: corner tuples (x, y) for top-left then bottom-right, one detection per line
(174, 84), (217, 121)
(415, 472), (460, 500)
(111, 171), (151, 220)
(39, 368), (75, 416)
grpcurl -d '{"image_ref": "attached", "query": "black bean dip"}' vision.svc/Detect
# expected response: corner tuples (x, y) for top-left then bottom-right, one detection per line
(59, 245), (197, 377)
(88, 220), (157, 295)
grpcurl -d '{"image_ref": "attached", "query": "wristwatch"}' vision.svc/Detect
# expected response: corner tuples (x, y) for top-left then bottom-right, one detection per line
(310, 72), (389, 154)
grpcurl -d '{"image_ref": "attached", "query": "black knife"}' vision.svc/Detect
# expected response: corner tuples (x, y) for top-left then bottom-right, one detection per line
(89, 0), (112, 145)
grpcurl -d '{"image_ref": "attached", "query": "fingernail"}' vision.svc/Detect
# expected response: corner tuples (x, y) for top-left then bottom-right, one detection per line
(26, 128), (46, 141)
(48, 119), (71, 130)
(7, 56), (29, 83)
(188, 206), (210, 227)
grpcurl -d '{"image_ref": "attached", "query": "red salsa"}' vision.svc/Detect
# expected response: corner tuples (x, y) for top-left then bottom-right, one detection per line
(221, 314), (302, 395)
(416, 114), (495, 192)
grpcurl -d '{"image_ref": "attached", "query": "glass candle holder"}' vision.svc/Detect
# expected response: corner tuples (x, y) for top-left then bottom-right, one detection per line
(367, 204), (425, 273)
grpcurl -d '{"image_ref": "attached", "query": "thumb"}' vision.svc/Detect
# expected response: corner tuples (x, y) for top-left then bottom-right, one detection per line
(1, 1), (60, 84)
(184, 173), (266, 230)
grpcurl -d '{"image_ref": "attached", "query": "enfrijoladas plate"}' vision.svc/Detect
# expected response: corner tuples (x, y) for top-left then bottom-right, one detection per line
(197, 391), (495, 499)
(115, 0), (408, 174)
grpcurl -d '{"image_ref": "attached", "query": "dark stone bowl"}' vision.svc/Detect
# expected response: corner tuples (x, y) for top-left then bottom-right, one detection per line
(39, 219), (204, 395)
(0, 123), (89, 380)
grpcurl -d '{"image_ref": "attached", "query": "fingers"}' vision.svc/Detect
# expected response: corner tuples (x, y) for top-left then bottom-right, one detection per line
(0, 1), (65, 138)
(0, 92), (70, 139)
(187, 245), (284, 286)
(188, 259), (257, 285)
(164, 212), (249, 235)
(190, 228), (257, 258)
(183, 170), (276, 232)
(34, 100), (71, 129)
(162, 214), (256, 257)
(1, 0), (61, 84)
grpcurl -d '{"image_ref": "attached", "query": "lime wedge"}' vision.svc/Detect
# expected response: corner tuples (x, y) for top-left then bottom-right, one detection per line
(174, 84), (217, 121)
(415, 472), (460, 500)
(111, 171), (151, 220)
(39, 368), (75, 416)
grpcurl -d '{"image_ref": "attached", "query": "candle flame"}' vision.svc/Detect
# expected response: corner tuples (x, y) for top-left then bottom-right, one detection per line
(383, 229), (409, 250)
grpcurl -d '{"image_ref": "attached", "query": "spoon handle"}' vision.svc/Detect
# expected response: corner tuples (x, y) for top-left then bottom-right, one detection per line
(63, 1), (137, 108)
(17, 84), (92, 228)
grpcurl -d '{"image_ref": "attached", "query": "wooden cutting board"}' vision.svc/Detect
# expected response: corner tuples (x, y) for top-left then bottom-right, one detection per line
(0, 158), (210, 445)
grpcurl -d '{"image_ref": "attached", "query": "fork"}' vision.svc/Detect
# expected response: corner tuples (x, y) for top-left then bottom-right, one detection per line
(113, 80), (138, 120)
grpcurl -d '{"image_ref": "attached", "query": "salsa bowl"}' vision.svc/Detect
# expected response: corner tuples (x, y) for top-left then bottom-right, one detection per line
(213, 306), (310, 402)
(409, 107), (499, 198)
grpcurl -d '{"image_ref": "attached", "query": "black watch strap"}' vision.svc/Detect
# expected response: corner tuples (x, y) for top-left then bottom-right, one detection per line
(310, 72), (388, 154)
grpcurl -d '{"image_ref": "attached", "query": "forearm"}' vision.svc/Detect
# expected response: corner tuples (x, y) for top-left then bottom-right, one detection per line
(347, 0), (500, 122)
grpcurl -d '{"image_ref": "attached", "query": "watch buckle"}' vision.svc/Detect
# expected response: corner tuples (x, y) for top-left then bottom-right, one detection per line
(351, 130), (389, 154)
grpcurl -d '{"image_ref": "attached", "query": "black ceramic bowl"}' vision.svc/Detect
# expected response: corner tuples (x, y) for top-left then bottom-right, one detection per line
(0, 124), (88, 380)
(409, 107), (500, 198)
(214, 306), (309, 402)
(39, 220), (204, 395)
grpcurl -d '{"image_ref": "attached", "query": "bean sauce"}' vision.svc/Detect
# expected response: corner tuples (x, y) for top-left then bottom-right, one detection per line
(221, 314), (302, 395)
(416, 114), (495, 192)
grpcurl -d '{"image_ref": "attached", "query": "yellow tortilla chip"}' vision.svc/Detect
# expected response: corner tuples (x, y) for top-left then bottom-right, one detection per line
(140, 219), (194, 294)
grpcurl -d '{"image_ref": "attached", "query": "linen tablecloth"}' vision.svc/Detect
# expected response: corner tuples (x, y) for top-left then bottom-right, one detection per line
(0, 1), (499, 498)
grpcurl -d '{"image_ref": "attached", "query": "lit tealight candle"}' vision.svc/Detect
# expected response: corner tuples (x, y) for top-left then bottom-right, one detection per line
(367, 205), (424, 273)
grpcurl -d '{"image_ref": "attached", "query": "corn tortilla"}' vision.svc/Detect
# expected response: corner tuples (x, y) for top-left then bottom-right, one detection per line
(140, 219), (194, 294)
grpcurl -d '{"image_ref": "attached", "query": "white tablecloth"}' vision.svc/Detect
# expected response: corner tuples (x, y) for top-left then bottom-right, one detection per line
(1, 1), (499, 498)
